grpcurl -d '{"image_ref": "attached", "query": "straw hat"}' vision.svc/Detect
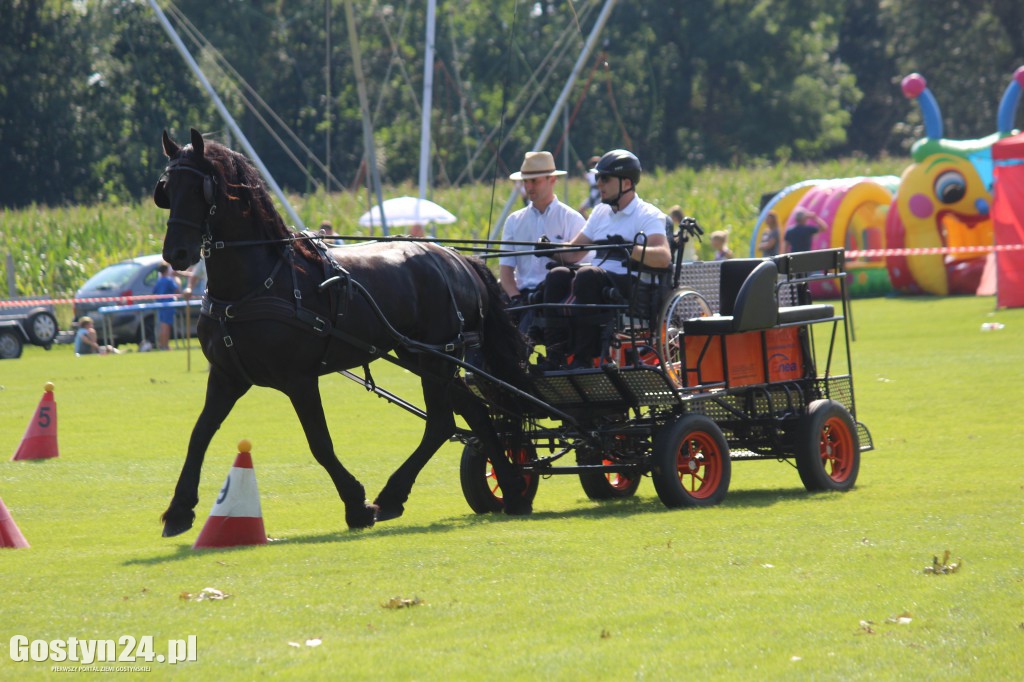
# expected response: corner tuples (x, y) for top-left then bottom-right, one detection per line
(509, 151), (567, 180)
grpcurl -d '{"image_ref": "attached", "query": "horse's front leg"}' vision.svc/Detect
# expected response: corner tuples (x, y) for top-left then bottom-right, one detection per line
(374, 375), (458, 522)
(162, 368), (250, 537)
(286, 376), (376, 530)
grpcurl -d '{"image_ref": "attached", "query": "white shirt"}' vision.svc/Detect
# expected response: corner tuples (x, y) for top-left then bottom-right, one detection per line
(582, 195), (667, 275)
(499, 195), (586, 290)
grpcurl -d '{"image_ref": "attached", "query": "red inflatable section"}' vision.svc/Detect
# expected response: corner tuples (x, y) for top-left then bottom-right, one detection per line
(993, 132), (1024, 308)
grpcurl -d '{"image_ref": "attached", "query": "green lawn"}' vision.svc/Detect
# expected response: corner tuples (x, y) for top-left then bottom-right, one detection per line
(0, 295), (1022, 680)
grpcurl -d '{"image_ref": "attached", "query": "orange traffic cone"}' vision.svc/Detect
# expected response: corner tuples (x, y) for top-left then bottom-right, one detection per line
(0, 496), (30, 548)
(193, 440), (267, 549)
(12, 382), (59, 461)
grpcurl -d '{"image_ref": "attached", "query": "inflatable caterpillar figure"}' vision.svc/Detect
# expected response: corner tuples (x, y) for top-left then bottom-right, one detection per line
(886, 67), (1024, 295)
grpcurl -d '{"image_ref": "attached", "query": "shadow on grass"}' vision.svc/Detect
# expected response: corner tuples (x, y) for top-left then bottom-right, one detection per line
(123, 485), (815, 566)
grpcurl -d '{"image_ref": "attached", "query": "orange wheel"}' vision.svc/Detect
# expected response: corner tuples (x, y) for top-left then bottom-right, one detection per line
(796, 400), (860, 492)
(460, 443), (539, 513)
(652, 414), (730, 507)
(578, 459), (641, 499)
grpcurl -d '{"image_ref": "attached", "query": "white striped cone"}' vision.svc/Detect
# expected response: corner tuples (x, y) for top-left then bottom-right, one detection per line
(192, 443), (267, 549)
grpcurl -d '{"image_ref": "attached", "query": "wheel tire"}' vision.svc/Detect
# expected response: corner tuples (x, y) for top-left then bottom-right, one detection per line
(655, 288), (711, 386)
(0, 330), (24, 359)
(459, 442), (540, 514)
(652, 414), (731, 508)
(26, 310), (58, 347)
(795, 399), (860, 492)
(579, 463), (641, 499)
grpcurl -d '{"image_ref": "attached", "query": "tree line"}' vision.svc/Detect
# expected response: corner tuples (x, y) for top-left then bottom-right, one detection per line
(1, 0), (1022, 209)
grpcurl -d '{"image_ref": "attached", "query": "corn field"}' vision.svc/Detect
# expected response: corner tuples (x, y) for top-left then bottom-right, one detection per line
(2, 157), (906, 300)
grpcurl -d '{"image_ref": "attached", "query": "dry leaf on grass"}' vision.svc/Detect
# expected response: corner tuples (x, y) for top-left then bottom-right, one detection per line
(923, 550), (962, 575)
(382, 596), (424, 609)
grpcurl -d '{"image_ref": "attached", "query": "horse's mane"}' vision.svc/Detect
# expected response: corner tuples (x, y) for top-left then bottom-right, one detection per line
(195, 139), (320, 265)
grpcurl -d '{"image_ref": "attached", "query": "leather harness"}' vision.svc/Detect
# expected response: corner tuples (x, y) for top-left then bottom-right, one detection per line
(200, 238), (484, 387)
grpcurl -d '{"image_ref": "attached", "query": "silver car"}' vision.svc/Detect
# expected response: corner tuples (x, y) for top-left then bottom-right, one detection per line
(73, 254), (203, 346)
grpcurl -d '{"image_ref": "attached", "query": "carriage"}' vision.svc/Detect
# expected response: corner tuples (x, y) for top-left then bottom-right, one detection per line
(453, 240), (873, 512)
(155, 129), (872, 536)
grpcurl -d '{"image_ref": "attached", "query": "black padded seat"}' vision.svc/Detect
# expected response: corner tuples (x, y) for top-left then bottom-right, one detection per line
(683, 259), (779, 335)
(777, 304), (835, 325)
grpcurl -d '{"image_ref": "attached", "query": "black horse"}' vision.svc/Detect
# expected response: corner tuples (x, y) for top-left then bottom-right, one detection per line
(154, 128), (531, 536)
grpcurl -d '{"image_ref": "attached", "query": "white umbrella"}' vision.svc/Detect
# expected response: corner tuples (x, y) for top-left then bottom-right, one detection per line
(357, 196), (457, 228)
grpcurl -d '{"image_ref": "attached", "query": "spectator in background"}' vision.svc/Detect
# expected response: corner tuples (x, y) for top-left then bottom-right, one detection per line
(152, 262), (180, 351)
(784, 208), (827, 253)
(710, 230), (733, 261)
(181, 257), (206, 301)
(668, 204), (699, 261)
(576, 155), (602, 219)
(759, 211), (780, 257)
(73, 316), (118, 355)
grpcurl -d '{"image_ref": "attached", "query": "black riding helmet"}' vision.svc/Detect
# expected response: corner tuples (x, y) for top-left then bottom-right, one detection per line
(591, 149), (641, 205)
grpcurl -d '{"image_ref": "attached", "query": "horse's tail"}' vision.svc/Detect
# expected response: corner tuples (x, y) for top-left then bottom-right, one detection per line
(463, 256), (530, 391)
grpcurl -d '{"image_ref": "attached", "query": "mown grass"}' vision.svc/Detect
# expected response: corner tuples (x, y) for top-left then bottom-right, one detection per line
(1, 156), (906, 299)
(0, 295), (1021, 679)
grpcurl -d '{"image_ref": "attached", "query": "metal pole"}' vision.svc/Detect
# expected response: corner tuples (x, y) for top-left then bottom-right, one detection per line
(490, 0), (617, 240)
(418, 0), (437, 204)
(325, 0), (332, 193)
(146, 0), (306, 230)
(343, 0), (389, 235)
(563, 104), (570, 203)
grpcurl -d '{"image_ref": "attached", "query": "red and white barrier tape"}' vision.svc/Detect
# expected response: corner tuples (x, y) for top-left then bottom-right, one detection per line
(0, 294), (186, 309)
(846, 243), (1024, 258)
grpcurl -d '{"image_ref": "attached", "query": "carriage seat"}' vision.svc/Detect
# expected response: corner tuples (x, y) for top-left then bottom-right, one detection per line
(682, 259), (778, 335)
(772, 249), (842, 325)
(777, 303), (834, 324)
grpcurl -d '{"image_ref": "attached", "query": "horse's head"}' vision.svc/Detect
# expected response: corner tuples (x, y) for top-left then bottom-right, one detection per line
(154, 128), (219, 271)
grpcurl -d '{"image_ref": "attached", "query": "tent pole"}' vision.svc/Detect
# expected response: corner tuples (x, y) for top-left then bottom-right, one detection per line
(490, 0), (617, 240)
(147, 0), (305, 229)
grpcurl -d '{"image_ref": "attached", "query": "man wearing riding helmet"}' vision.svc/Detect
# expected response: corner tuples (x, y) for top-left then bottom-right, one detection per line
(539, 149), (671, 368)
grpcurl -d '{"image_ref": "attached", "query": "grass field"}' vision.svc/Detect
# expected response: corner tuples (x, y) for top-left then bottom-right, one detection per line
(0, 295), (1022, 680)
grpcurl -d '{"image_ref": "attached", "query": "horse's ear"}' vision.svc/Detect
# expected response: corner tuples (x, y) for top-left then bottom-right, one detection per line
(162, 129), (179, 158)
(190, 128), (205, 158)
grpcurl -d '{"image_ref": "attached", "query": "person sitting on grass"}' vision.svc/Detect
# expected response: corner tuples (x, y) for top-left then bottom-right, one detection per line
(73, 316), (118, 356)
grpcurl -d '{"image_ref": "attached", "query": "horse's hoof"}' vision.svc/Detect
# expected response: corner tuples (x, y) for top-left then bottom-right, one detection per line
(162, 517), (194, 537)
(346, 502), (377, 530)
(503, 497), (533, 516)
(373, 499), (405, 522)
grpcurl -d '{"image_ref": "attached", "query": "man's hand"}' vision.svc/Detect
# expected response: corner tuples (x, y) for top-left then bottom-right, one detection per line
(593, 234), (632, 261)
(533, 236), (559, 258)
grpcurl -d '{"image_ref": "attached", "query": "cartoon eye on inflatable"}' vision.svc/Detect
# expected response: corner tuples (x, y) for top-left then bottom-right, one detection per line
(934, 170), (966, 204)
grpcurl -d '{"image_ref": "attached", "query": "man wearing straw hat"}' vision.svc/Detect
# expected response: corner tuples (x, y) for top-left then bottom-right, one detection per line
(499, 151), (586, 336)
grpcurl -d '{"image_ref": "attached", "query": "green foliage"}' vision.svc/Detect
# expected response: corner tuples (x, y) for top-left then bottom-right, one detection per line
(0, 295), (1022, 679)
(2, 0), (1020, 208)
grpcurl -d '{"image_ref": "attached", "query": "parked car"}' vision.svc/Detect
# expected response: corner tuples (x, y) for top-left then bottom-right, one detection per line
(0, 303), (59, 360)
(73, 254), (204, 346)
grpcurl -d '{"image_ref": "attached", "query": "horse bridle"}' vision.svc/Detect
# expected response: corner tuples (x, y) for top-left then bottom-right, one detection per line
(162, 157), (219, 258)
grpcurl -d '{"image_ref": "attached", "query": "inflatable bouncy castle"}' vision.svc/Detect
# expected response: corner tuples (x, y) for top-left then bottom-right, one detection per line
(751, 66), (1024, 300)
